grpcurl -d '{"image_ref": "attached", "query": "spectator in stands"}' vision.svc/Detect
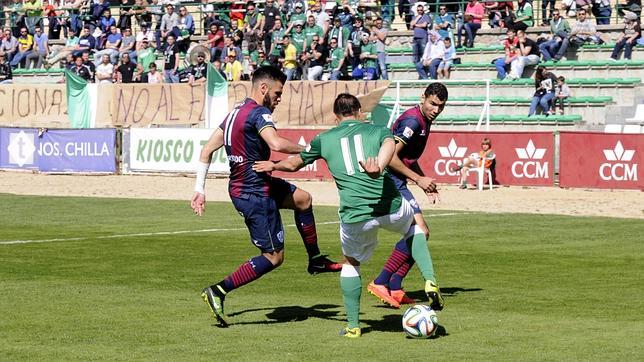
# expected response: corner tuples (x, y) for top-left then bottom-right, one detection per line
(4, 0), (24, 38)
(81, 51), (96, 81)
(148, 0), (164, 49)
(224, 50), (242, 81)
(189, 51), (207, 84)
(115, 52), (136, 83)
(328, 36), (346, 80)
(611, 12), (641, 60)
(348, 19), (365, 70)
(243, 2), (262, 46)
(504, 0), (533, 32)
(25, 25), (47, 69)
(163, 34), (179, 83)
(70, 55), (93, 81)
(372, 17), (388, 80)
(147, 62), (163, 83)
(411, 3), (431, 63)
(136, 39), (156, 72)
(318, 2), (333, 38)
(205, 24), (224, 61)
(452, 138), (495, 189)
(281, 35), (298, 80)
(199, 0), (215, 31)
(486, 1), (513, 28)
(99, 9), (116, 34)
(304, 14), (324, 48)
(416, 31), (444, 79)
(0, 53), (11, 83)
(538, 10), (571, 62)
(118, 0), (135, 32)
(228, 19), (244, 48)
(66, 0), (84, 35)
(176, 6), (194, 51)
(381, 0), (393, 25)
(119, 28), (136, 63)
(508, 29), (540, 80)
(261, 0), (281, 55)
(133, 0), (150, 27)
(554, 76), (571, 114)
(358, 31), (377, 80)
(327, 16), (349, 48)
(94, 25), (121, 66)
(74, 26), (96, 57)
(569, 9), (603, 46)
(160, 4), (179, 49)
(338, 0), (356, 30)
(95, 53), (114, 83)
(494, 28), (518, 79)
(575, 0), (594, 16)
(9, 27), (33, 69)
(528, 66), (557, 116)
(269, 18), (286, 66)
(438, 37), (456, 78)
(136, 22), (156, 47)
(617, 0), (642, 18)
(220, 35), (243, 63)
(44, 28), (78, 68)
(306, 33), (326, 80)
(434, 5), (455, 40)
(1, 28), (18, 64)
(287, 1), (307, 27)
(591, 0), (612, 25)
(541, 0), (556, 26)
(44, 1), (62, 40)
(22, 0), (42, 35)
(399, 0), (413, 30)
(456, 0), (484, 48)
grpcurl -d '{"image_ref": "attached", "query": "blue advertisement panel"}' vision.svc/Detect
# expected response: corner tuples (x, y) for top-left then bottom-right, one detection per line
(0, 128), (40, 170)
(38, 129), (117, 173)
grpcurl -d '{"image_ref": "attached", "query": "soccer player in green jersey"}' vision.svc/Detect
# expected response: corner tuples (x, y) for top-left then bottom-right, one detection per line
(253, 94), (438, 338)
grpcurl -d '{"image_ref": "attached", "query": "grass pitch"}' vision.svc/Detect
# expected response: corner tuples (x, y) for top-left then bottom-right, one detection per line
(1, 193), (643, 360)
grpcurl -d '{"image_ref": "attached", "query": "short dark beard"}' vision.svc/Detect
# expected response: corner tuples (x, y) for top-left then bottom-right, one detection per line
(263, 92), (274, 111)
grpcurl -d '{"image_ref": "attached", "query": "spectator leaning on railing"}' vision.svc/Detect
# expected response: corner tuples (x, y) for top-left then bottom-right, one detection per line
(538, 10), (571, 62)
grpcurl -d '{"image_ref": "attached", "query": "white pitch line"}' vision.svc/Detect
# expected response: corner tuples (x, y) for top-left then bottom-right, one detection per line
(0, 212), (469, 246)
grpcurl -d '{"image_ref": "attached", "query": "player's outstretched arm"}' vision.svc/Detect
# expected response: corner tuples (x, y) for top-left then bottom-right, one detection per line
(253, 155), (306, 173)
(191, 129), (224, 216)
(259, 127), (305, 154)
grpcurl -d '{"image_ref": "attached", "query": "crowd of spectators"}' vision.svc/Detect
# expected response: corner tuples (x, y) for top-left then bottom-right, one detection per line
(0, 0), (641, 85)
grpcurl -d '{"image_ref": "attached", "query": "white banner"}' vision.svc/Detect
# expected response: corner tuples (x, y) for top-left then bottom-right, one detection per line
(126, 128), (229, 173)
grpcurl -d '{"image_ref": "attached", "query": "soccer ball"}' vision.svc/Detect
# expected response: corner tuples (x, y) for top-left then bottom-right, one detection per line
(402, 304), (438, 338)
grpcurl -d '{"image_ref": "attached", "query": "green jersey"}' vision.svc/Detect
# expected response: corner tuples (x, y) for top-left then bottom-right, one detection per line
(291, 31), (306, 54)
(361, 43), (377, 68)
(330, 47), (345, 69)
(271, 28), (286, 56)
(289, 13), (306, 26)
(303, 25), (323, 46)
(300, 121), (402, 223)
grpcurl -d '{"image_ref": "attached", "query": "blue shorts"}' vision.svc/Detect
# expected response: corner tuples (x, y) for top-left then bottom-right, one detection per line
(389, 173), (422, 215)
(230, 178), (297, 253)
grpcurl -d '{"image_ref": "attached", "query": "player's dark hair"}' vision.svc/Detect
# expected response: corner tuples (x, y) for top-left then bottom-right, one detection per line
(423, 83), (449, 102)
(252, 65), (287, 86)
(333, 93), (361, 117)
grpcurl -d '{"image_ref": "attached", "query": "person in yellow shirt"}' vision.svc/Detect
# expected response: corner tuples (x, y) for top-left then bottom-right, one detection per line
(10, 27), (34, 68)
(281, 35), (297, 80)
(224, 50), (243, 81)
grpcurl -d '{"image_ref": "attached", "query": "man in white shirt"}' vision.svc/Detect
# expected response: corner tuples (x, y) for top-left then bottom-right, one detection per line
(95, 54), (114, 84)
(415, 31), (444, 79)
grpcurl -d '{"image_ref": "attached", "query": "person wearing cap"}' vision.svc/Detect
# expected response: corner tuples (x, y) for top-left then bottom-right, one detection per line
(224, 50), (243, 81)
(136, 38), (156, 72)
(189, 51), (208, 84)
(410, 4), (431, 63)
(327, 16), (350, 49)
(610, 11), (641, 60)
(288, 1), (307, 26)
(0, 53), (12, 84)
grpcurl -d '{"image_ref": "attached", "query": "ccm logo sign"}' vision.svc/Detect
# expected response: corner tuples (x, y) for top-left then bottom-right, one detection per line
(600, 141), (638, 181)
(511, 140), (549, 179)
(434, 138), (468, 176)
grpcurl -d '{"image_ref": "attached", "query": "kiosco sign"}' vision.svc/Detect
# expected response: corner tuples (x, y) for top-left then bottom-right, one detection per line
(418, 132), (554, 186)
(560, 132), (643, 189)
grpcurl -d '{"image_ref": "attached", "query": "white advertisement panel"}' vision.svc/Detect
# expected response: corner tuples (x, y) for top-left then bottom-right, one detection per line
(127, 128), (229, 173)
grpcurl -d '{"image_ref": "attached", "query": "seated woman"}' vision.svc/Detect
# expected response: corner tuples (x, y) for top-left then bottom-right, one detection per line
(529, 66), (557, 116)
(451, 138), (495, 189)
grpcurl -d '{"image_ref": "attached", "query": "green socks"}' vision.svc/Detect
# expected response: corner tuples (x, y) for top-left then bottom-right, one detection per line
(407, 226), (437, 283)
(340, 275), (362, 329)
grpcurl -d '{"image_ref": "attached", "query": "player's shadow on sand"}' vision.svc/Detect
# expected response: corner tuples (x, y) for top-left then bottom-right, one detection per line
(406, 286), (483, 301)
(226, 304), (343, 326)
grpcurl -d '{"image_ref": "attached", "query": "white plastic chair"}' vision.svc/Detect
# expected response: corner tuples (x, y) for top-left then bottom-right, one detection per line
(465, 155), (495, 191)
(625, 104), (644, 123)
(622, 124), (642, 134)
(604, 124), (623, 133)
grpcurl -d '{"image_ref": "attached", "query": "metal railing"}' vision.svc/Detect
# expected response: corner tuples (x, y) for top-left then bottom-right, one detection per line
(384, 79), (491, 131)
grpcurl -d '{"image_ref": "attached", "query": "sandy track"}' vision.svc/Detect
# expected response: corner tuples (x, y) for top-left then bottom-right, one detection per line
(1, 172), (642, 219)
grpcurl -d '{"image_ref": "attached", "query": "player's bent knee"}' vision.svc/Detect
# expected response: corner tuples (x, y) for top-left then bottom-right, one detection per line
(263, 250), (285, 266)
(293, 189), (312, 210)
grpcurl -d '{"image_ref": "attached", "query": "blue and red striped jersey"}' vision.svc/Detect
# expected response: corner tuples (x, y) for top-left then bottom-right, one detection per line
(391, 105), (432, 171)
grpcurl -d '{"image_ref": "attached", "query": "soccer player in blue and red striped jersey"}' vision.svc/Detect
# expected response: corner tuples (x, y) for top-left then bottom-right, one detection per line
(191, 66), (341, 326)
(368, 83), (448, 310)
